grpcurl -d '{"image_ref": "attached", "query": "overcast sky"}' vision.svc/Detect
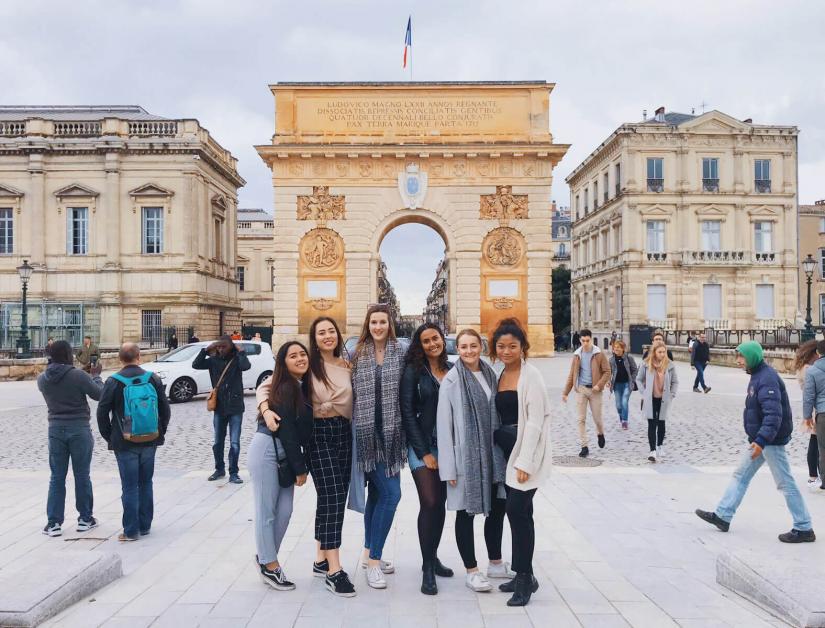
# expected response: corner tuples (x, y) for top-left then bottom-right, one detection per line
(3, 0), (823, 314)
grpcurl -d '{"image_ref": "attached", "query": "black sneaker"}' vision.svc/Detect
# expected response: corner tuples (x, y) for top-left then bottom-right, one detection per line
(208, 471), (225, 481)
(695, 509), (730, 532)
(693, 388), (701, 393)
(42, 522), (62, 537)
(597, 434), (606, 449)
(579, 446), (589, 458)
(313, 559), (329, 578)
(704, 387), (712, 394)
(228, 474), (243, 484)
(778, 529), (816, 543)
(499, 575), (539, 593)
(260, 562), (296, 590)
(325, 569), (356, 597)
(76, 517), (98, 532)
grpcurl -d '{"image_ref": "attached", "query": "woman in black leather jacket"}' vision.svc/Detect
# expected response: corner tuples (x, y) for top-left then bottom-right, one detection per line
(400, 323), (455, 595)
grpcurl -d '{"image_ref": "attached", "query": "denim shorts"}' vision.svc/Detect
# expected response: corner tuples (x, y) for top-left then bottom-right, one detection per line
(408, 444), (439, 472)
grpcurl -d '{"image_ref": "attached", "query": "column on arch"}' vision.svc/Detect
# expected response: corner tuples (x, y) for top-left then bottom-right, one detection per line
(453, 250), (482, 334)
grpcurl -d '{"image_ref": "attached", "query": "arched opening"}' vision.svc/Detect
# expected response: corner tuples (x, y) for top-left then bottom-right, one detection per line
(376, 211), (451, 337)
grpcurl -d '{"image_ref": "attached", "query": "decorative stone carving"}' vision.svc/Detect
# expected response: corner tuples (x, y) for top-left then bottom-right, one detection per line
(480, 185), (528, 224)
(483, 227), (524, 267)
(300, 228), (344, 270)
(310, 298), (334, 311)
(297, 186), (346, 224)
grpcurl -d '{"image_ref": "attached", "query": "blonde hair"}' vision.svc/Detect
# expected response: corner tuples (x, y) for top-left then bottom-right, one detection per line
(646, 339), (669, 371)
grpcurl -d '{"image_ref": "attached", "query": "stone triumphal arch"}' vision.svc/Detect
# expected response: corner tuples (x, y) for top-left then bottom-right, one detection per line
(256, 82), (568, 355)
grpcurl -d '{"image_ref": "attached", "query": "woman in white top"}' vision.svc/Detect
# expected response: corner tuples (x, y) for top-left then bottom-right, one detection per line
(437, 328), (511, 593)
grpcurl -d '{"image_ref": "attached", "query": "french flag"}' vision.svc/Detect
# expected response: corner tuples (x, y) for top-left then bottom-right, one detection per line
(403, 16), (411, 68)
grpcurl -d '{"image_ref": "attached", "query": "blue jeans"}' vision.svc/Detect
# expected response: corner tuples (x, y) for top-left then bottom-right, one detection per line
(694, 362), (708, 390)
(716, 444), (812, 531)
(213, 413), (242, 475)
(115, 446), (157, 537)
(613, 382), (631, 423)
(47, 424), (94, 524)
(364, 462), (402, 560)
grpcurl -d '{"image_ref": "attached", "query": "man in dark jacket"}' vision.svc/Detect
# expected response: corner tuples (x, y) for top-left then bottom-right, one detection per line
(97, 343), (171, 541)
(193, 336), (251, 483)
(690, 332), (712, 394)
(37, 340), (104, 537)
(696, 341), (815, 543)
(75, 336), (100, 373)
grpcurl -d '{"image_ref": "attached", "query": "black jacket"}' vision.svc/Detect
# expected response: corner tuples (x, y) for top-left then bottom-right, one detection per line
(96, 365), (171, 451)
(37, 363), (104, 424)
(691, 341), (710, 365)
(192, 348), (251, 415)
(259, 399), (313, 477)
(400, 361), (454, 458)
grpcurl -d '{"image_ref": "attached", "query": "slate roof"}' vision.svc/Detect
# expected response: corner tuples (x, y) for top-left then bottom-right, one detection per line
(0, 106), (166, 121)
(237, 208), (273, 221)
(639, 111), (697, 125)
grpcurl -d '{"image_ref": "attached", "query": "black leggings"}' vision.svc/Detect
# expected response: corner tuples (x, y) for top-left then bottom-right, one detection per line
(647, 397), (665, 451)
(506, 487), (537, 575)
(808, 435), (819, 478)
(455, 497), (507, 569)
(412, 467), (447, 563)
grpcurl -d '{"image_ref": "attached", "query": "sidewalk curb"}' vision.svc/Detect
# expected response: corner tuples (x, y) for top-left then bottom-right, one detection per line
(0, 550), (122, 627)
(717, 550), (825, 628)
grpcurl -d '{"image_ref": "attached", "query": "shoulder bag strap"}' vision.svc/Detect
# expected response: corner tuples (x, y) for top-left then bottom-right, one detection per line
(214, 358), (235, 390)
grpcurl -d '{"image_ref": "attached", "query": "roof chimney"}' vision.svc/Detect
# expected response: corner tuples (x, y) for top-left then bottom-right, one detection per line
(743, 118), (752, 123)
(642, 109), (647, 121)
(654, 106), (665, 122)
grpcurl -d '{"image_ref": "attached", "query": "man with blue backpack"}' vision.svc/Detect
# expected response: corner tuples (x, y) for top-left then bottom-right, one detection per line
(97, 343), (171, 541)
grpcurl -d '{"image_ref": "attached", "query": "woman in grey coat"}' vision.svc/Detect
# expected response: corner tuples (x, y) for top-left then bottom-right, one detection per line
(437, 329), (511, 593)
(635, 341), (678, 463)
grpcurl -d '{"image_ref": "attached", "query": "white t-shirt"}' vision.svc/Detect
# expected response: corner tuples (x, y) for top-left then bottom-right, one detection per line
(472, 370), (492, 399)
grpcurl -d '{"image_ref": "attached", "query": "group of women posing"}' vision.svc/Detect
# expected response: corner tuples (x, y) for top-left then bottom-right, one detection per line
(248, 305), (552, 607)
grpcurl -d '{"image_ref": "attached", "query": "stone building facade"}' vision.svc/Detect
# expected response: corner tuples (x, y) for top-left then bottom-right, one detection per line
(566, 108), (799, 347)
(236, 208), (275, 327)
(551, 202), (571, 266)
(0, 106), (244, 348)
(423, 258), (449, 332)
(799, 200), (825, 325)
(256, 82), (569, 355)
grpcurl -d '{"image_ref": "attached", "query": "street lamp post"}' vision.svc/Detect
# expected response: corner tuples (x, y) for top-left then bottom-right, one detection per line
(16, 259), (33, 358)
(802, 253), (817, 342)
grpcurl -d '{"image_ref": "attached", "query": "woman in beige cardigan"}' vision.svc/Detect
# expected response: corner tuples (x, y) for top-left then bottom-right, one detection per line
(490, 318), (552, 607)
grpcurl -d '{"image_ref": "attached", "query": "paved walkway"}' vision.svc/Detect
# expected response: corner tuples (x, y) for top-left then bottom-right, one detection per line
(2, 356), (822, 627)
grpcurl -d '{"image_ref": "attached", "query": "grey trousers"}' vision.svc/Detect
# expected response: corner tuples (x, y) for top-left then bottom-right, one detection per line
(248, 432), (294, 565)
(817, 414), (825, 482)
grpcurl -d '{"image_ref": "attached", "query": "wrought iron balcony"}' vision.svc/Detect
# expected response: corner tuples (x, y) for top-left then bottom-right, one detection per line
(647, 179), (664, 193)
(755, 180), (772, 193)
(682, 250), (746, 264)
(702, 178), (720, 192)
(645, 252), (668, 263)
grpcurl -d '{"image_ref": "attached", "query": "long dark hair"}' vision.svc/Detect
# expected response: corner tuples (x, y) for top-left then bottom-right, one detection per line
(490, 317), (530, 361)
(353, 303), (397, 364)
(266, 341), (311, 416)
(406, 323), (448, 373)
(308, 316), (344, 390)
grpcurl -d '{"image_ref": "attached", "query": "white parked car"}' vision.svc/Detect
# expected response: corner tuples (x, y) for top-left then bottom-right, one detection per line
(144, 341), (274, 403)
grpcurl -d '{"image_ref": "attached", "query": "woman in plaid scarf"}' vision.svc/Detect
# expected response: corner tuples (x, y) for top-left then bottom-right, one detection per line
(351, 304), (407, 590)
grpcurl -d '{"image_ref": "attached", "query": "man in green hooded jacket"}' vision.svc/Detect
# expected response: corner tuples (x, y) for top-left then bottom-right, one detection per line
(695, 341), (815, 543)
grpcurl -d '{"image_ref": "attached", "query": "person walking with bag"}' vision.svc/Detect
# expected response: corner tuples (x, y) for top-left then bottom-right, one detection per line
(802, 339), (825, 494)
(697, 341), (815, 542)
(400, 323), (455, 595)
(490, 319), (552, 607)
(636, 340), (678, 463)
(37, 340), (104, 537)
(257, 316), (356, 597)
(193, 336), (251, 484)
(608, 339), (638, 430)
(437, 328), (512, 593)
(96, 343), (170, 541)
(795, 340), (820, 490)
(249, 341), (313, 590)
(351, 304), (406, 590)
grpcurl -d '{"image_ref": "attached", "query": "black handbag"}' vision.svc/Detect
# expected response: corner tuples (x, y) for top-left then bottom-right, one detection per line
(277, 456), (295, 488)
(494, 424), (518, 461)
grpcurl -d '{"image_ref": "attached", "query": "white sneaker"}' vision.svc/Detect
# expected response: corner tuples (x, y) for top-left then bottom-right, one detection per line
(648, 450), (657, 463)
(657, 444), (665, 460)
(485, 561), (515, 579)
(361, 558), (394, 574)
(366, 566), (387, 589)
(465, 571), (492, 592)
(808, 478), (821, 492)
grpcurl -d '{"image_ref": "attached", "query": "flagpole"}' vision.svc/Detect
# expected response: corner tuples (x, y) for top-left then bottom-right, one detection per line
(409, 16), (413, 81)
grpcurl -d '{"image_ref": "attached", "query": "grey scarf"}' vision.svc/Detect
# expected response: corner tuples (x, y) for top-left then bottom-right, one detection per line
(352, 339), (406, 475)
(456, 358), (506, 516)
